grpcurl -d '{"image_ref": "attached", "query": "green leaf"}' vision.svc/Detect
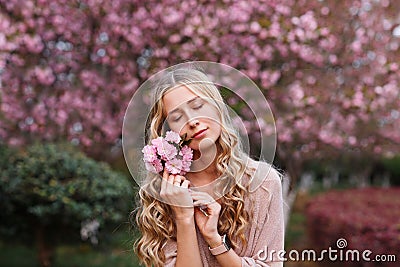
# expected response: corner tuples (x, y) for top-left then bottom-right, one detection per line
(179, 133), (193, 147)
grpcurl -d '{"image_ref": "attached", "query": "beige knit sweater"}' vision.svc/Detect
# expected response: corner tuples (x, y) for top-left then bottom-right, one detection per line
(162, 160), (285, 267)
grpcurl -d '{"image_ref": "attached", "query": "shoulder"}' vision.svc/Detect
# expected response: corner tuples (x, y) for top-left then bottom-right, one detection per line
(242, 159), (284, 224)
(246, 158), (282, 194)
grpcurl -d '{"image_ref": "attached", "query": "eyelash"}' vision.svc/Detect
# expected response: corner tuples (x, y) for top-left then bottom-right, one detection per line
(172, 104), (204, 122)
(173, 116), (181, 122)
(193, 104), (203, 110)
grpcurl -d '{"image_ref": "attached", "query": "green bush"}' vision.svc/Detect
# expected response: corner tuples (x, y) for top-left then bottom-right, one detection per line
(0, 142), (133, 267)
(381, 155), (400, 185)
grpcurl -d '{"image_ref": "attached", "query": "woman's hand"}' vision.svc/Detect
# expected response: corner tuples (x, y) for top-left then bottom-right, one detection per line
(191, 191), (222, 243)
(160, 169), (194, 221)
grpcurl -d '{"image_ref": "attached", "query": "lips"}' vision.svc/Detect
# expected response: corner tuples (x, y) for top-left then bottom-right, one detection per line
(192, 128), (208, 138)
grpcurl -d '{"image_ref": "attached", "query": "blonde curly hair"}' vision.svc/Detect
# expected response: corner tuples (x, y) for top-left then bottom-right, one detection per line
(132, 65), (259, 267)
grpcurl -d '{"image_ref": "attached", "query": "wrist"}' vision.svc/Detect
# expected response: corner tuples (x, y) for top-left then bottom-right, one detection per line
(175, 215), (195, 226)
(208, 234), (232, 256)
(205, 233), (222, 248)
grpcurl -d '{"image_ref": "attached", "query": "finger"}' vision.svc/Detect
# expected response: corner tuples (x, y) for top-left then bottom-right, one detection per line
(160, 171), (169, 192)
(192, 197), (213, 204)
(191, 197), (212, 205)
(160, 177), (168, 190)
(167, 174), (175, 185)
(176, 175), (186, 181)
(181, 180), (190, 189)
(172, 176), (184, 187)
(193, 199), (212, 206)
(191, 193), (214, 203)
(162, 169), (169, 180)
(192, 200), (204, 206)
(163, 175), (175, 192)
(173, 175), (183, 184)
(190, 194), (208, 201)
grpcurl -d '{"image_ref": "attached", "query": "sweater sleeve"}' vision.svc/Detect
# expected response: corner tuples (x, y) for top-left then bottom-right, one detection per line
(240, 170), (285, 267)
(162, 239), (177, 267)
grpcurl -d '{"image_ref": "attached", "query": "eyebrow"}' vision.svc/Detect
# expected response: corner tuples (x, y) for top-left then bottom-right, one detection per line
(167, 96), (201, 116)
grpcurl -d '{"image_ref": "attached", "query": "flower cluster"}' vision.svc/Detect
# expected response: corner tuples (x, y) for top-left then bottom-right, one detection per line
(142, 131), (193, 175)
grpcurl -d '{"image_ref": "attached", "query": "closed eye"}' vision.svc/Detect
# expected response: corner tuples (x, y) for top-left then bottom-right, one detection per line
(193, 104), (203, 110)
(172, 116), (182, 122)
(169, 100), (204, 122)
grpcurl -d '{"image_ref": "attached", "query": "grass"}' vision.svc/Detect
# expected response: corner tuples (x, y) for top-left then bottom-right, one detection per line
(0, 243), (38, 267)
(0, 229), (142, 267)
(285, 211), (307, 249)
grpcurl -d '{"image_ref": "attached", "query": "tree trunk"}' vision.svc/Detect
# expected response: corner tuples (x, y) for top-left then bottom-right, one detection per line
(282, 174), (298, 230)
(36, 224), (53, 267)
(281, 159), (304, 231)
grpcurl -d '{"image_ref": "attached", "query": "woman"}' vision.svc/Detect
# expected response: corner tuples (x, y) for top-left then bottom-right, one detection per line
(133, 65), (284, 267)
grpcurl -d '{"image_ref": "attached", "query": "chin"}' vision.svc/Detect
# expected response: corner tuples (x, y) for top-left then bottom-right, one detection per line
(192, 137), (218, 150)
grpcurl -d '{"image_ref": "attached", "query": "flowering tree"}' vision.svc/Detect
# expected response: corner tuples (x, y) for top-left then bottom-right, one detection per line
(1, 0), (399, 185)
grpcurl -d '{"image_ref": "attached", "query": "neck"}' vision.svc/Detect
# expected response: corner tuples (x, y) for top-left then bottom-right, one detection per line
(187, 146), (221, 187)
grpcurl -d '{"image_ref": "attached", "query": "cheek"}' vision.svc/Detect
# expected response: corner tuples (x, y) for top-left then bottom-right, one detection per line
(202, 106), (221, 123)
(213, 122), (222, 137)
(209, 110), (222, 130)
(206, 117), (222, 137)
(168, 123), (185, 135)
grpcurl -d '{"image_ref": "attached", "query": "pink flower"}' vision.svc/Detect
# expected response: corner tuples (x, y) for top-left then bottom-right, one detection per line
(165, 158), (183, 174)
(165, 130), (181, 144)
(34, 66), (55, 86)
(179, 145), (193, 161)
(151, 136), (163, 147)
(143, 133), (193, 175)
(142, 145), (157, 162)
(145, 159), (163, 174)
(150, 136), (178, 160)
(181, 159), (191, 172)
(157, 140), (177, 160)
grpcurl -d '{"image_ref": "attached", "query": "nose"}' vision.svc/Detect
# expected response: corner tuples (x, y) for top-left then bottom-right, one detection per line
(188, 118), (200, 128)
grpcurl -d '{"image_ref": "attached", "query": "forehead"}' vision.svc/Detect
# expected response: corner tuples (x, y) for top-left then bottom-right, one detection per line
(162, 85), (199, 115)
